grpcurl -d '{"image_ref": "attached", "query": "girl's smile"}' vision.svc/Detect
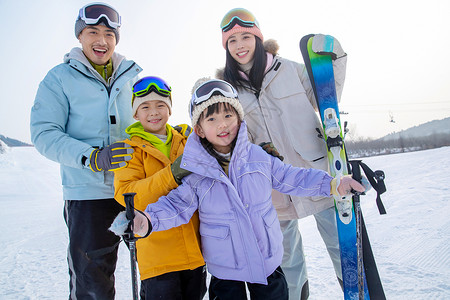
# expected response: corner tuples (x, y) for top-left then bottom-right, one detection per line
(195, 104), (240, 154)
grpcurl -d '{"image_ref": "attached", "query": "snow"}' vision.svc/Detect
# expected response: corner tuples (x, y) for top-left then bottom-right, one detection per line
(1, 146), (449, 299)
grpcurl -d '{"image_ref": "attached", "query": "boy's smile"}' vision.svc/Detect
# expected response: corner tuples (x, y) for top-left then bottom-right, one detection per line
(134, 99), (170, 135)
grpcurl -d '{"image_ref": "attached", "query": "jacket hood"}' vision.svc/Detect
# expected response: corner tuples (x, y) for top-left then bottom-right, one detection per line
(263, 39), (279, 56)
(215, 39), (279, 80)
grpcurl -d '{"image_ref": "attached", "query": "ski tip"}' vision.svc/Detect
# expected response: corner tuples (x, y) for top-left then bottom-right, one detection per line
(300, 34), (315, 48)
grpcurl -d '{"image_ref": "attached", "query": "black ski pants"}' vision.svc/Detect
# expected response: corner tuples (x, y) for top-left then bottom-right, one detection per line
(208, 266), (289, 300)
(140, 265), (207, 300)
(64, 199), (124, 300)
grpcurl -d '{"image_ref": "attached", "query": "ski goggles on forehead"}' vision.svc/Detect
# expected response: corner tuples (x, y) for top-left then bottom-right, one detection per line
(221, 8), (259, 32)
(189, 80), (238, 118)
(78, 3), (121, 29)
(133, 76), (172, 98)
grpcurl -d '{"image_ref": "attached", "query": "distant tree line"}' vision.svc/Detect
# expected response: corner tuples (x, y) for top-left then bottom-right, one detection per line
(345, 132), (450, 158)
(0, 135), (32, 147)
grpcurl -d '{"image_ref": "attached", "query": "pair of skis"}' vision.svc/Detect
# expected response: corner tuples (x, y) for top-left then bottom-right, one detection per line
(300, 34), (387, 300)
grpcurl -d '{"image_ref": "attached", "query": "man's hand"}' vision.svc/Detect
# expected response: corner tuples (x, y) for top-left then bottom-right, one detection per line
(89, 142), (134, 172)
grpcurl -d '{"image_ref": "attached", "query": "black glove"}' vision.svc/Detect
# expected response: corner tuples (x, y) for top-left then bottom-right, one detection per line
(170, 155), (192, 185)
(173, 124), (192, 138)
(259, 142), (284, 161)
(89, 142), (134, 172)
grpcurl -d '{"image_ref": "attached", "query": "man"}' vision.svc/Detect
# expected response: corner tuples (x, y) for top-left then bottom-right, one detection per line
(30, 3), (142, 299)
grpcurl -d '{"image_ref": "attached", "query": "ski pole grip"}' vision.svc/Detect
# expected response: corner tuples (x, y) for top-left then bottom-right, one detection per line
(123, 193), (137, 221)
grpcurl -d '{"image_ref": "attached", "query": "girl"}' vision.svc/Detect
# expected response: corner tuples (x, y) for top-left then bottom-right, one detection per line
(125, 79), (364, 300)
(218, 8), (348, 299)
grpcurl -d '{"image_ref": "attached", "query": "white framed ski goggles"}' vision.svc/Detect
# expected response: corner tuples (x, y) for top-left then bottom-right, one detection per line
(221, 8), (259, 32)
(78, 2), (121, 29)
(189, 80), (238, 118)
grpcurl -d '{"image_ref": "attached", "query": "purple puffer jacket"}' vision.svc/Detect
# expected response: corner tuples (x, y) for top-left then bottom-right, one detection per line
(145, 121), (332, 284)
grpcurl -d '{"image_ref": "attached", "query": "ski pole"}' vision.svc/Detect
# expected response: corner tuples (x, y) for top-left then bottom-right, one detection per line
(353, 192), (364, 299)
(123, 192), (139, 300)
(350, 161), (365, 299)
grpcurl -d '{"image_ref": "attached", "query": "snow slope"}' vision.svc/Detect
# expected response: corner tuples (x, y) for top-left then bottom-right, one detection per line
(1, 146), (449, 299)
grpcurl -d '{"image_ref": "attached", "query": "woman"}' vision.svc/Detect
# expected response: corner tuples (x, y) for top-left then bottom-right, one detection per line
(217, 8), (348, 299)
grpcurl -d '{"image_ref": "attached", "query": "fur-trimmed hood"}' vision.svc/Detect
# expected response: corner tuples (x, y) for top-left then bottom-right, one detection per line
(215, 39), (280, 80)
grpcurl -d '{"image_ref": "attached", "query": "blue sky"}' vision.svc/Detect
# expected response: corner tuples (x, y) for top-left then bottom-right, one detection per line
(1, 0), (449, 143)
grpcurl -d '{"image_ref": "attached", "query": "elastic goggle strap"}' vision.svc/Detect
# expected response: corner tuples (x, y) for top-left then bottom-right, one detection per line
(221, 8), (258, 32)
(190, 80), (238, 118)
(133, 76), (171, 98)
(79, 3), (121, 29)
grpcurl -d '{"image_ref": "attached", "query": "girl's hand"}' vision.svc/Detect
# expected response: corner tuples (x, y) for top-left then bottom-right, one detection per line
(133, 211), (152, 237)
(331, 175), (365, 197)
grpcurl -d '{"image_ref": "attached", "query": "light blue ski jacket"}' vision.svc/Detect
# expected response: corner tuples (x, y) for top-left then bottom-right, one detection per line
(145, 122), (333, 284)
(30, 48), (142, 200)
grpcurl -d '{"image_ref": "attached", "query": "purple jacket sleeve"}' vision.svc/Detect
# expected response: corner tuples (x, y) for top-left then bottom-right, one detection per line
(144, 180), (199, 232)
(269, 154), (332, 198)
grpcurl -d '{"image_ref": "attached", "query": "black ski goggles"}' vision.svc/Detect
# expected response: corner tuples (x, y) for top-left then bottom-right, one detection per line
(189, 80), (238, 119)
(220, 8), (259, 32)
(78, 3), (121, 29)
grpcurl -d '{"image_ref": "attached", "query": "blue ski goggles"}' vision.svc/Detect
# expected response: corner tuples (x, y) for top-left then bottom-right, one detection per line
(189, 79), (238, 119)
(133, 76), (172, 99)
(220, 8), (259, 32)
(78, 3), (121, 29)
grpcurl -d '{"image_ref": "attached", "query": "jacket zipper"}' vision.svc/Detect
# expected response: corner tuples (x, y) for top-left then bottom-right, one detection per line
(70, 62), (137, 96)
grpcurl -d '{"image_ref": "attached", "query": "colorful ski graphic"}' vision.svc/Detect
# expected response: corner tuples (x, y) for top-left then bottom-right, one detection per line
(300, 34), (370, 299)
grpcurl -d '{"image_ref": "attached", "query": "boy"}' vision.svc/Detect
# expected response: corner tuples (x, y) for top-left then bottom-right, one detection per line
(113, 76), (206, 300)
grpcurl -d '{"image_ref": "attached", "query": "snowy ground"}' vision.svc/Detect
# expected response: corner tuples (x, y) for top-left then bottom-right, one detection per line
(1, 145), (449, 299)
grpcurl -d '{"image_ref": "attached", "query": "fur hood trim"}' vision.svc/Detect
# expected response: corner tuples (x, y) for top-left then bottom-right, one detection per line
(263, 39), (279, 56)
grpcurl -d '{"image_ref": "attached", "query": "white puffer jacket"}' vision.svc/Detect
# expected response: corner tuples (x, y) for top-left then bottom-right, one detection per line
(217, 39), (347, 219)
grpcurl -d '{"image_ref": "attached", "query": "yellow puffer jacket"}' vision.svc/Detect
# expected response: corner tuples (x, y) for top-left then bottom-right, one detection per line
(114, 129), (204, 280)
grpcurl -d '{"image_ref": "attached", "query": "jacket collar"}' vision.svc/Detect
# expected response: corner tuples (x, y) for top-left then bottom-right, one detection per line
(126, 124), (184, 164)
(260, 55), (281, 89)
(64, 47), (129, 83)
(126, 121), (173, 146)
(237, 52), (274, 81)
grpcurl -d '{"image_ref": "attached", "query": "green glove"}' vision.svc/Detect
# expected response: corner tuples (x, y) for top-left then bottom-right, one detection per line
(170, 155), (192, 185)
(89, 142), (134, 172)
(173, 124), (193, 138)
(259, 142), (284, 161)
